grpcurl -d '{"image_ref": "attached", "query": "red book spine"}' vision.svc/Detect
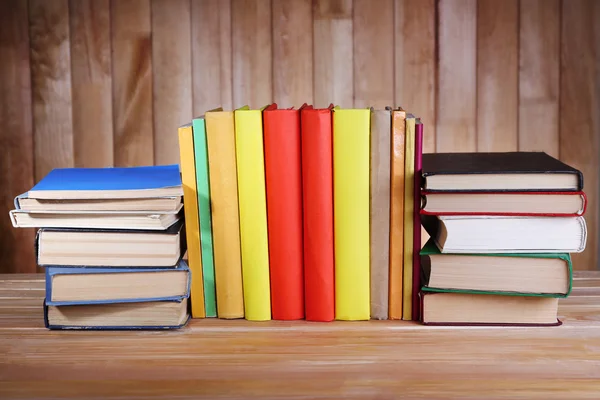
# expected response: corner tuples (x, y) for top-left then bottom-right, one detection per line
(412, 121), (424, 321)
(300, 105), (335, 322)
(263, 104), (304, 320)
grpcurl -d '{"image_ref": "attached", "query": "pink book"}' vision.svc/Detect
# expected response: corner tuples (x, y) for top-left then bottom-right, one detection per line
(412, 120), (424, 320)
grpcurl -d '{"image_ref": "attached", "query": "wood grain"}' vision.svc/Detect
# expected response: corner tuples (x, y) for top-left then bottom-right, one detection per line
(29, 0), (74, 180)
(69, 0), (113, 168)
(111, 0), (153, 166)
(191, 0), (233, 114)
(0, 273), (600, 399)
(476, 0), (518, 152)
(518, 0), (560, 158)
(0, 0), (35, 274)
(436, 0), (477, 152)
(394, 0), (436, 153)
(313, 0), (353, 108)
(152, 0), (192, 165)
(353, 0), (394, 109)
(232, 0), (272, 109)
(560, 0), (599, 271)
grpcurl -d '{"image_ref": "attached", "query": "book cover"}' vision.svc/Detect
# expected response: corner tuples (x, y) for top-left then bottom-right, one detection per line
(300, 105), (335, 322)
(412, 119), (424, 321)
(263, 104), (304, 320)
(333, 108), (370, 321)
(178, 124), (205, 318)
(402, 114), (416, 320)
(369, 108), (391, 320)
(205, 110), (244, 319)
(389, 109), (406, 320)
(192, 117), (217, 318)
(234, 106), (272, 321)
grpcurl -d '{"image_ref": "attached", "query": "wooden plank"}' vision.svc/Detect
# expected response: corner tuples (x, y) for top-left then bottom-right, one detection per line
(69, 0), (113, 168)
(272, 0), (313, 107)
(0, 0), (36, 274)
(231, 0), (272, 109)
(151, 0), (192, 165)
(191, 0), (233, 114)
(518, 0), (560, 158)
(313, 0), (353, 108)
(394, 0), (436, 153)
(111, 0), (153, 166)
(29, 0), (74, 180)
(436, 0), (476, 152)
(476, 0), (518, 152)
(353, 0), (393, 109)
(560, 0), (599, 271)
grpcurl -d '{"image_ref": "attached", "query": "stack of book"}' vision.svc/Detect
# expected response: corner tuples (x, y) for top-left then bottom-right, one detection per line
(10, 165), (191, 330)
(418, 152), (587, 326)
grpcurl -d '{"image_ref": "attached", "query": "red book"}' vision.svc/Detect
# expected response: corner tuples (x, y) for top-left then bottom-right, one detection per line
(263, 104), (304, 320)
(300, 104), (335, 322)
(412, 120), (424, 321)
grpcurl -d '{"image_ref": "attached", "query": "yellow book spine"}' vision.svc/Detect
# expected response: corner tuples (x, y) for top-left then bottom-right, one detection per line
(402, 115), (416, 320)
(178, 124), (205, 318)
(333, 108), (370, 321)
(234, 107), (271, 321)
(205, 111), (244, 319)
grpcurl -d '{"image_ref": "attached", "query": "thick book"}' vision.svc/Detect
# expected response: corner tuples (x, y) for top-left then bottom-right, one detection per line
(234, 106), (272, 321)
(300, 105), (335, 322)
(412, 120), (424, 321)
(369, 108), (391, 320)
(178, 124), (205, 318)
(420, 191), (587, 217)
(422, 214), (587, 254)
(402, 114), (416, 320)
(389, 108), (406, 320)
(26, 165), (183, 200)
(422, 152), (583, 192)
(263, 104), (304, 320)
(333, 108), (370, 321)
(36, 220), (184, 268)
(45, 260), (190, 306)
(192, 117), (217, 318)
(420, 292), (561, 326)
(420, 240), (572, 297)
(204, 109), (244, 319)
(44, 300), (190, 330)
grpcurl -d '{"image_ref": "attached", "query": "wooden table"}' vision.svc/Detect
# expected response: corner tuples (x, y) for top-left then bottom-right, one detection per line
(1, 273), (600, 399)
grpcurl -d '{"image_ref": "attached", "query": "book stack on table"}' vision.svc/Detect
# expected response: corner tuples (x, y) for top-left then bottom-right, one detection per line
(418, 152), (587, 326)
(9, 165), (190, 330)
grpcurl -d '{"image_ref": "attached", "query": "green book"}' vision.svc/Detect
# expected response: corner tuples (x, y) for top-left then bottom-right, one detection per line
(192, 117), (217, 317)
(420, 239), (572, 298)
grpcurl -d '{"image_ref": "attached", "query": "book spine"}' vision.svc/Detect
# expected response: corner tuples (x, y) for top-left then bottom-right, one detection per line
(369, 109), (391, 320)
(177, 125), (205, 318)
(234, 109), (272, 321)
(389, 111), (406, 319)
(402, 116), (416, 320)
(300, 107), (335, 322)
(192, 118), (217, 318)
(205, 112), (244, 319)
(263, 106), (304, 320)
(412, 121), (424, 321)
(333, 109), (370, 321)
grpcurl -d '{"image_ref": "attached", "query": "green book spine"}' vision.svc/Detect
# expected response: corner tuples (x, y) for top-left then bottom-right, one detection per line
(193, 118), (217, 317)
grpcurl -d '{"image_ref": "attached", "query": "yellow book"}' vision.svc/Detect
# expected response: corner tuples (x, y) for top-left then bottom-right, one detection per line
(333, 108), (370, 320)
(177, 124), (205, 318)
(234, 106), (271, 321)
(205, 110), (244, 319)
(402, 114), (416, 320)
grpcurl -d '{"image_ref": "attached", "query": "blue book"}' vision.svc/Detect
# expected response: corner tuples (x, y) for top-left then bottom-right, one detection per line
(45, 260), (191, 306)
(27, 165), (183, 200)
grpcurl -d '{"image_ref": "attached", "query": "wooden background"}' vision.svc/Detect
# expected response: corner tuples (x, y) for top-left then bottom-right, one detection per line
(0, 0), (598, 274)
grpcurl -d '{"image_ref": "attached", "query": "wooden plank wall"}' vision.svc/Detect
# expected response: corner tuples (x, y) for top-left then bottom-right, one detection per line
(0, 0), (598, 273)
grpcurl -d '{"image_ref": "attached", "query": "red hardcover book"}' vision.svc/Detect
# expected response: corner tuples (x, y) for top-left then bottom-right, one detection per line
(300, 104), (335, 322)
(412, 120), (424, 321)
(263, 104), (304, 320)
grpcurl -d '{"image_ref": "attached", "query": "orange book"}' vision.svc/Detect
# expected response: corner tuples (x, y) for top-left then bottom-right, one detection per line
(263, 104), (304, 320)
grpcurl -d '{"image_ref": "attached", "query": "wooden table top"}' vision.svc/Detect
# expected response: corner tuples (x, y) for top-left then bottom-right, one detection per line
(1, 273), (600, 399)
